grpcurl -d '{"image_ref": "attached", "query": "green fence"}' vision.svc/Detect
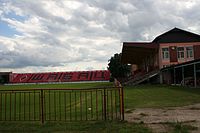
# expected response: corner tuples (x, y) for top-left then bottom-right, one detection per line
(0, 87), (124, 123)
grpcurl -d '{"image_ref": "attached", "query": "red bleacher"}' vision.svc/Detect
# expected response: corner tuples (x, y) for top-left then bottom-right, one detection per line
(11, 70), (110, 83)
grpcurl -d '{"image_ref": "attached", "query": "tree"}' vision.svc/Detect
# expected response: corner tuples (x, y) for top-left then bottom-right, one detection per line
(108, 53), (131, 81)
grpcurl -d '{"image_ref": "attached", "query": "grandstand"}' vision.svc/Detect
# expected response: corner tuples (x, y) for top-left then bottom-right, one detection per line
(10, 70), (110, 84)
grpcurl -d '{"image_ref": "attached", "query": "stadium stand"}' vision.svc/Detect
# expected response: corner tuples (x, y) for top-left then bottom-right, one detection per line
(10, 70), (110, 84)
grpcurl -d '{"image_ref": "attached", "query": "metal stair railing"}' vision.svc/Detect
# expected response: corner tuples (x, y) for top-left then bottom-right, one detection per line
(124, 69), (160, 86)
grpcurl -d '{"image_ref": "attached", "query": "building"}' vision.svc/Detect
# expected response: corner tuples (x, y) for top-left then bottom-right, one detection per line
(121, 28), (200, 86)
(0, 72), (12, 84)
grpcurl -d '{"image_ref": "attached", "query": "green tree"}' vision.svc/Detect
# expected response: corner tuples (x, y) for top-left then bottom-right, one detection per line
(108, 53), (131, 81)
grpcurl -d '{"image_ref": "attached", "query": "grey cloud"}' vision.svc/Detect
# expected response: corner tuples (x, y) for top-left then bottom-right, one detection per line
(1, 0), (200, 71)
(10, 1), (67, 24)
(0, 50), (61, 68)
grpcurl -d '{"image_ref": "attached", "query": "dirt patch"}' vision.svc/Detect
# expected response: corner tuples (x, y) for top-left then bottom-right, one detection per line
(125, 103), (200, 133)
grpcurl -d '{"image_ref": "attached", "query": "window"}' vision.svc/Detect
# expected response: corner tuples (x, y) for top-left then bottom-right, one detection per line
(177, 47), (184, 59)
(162, 48), (169, 59)
(186, 46), (193, 58)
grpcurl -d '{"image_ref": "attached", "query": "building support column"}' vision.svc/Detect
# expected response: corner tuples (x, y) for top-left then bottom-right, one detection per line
(174, 68), (176, 85)
(159, 71), (163, 84)
(194, 63), (197, 88)
(182, 66), (185, 86)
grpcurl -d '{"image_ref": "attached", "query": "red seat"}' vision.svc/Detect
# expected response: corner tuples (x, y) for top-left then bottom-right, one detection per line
(11, 70), (110, 83)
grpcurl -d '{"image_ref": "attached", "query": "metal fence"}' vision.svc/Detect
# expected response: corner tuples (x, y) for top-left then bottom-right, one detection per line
(0, 87), (124, 123)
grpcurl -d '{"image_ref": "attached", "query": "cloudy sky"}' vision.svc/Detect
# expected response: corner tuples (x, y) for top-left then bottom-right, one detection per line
(0, 0), (199, 73)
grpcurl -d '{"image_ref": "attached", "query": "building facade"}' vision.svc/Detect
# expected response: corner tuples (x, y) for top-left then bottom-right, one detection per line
(122, 28), (200, 73)
(121, 28), (200, 86)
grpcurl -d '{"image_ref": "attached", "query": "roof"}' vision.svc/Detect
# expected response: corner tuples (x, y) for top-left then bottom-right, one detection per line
(161, 58), (200, 71)
(0, 72), (12, 75)
(152, 27), (200, 43)
(123, 42), (158, 49)
(121, 42), (158, 64)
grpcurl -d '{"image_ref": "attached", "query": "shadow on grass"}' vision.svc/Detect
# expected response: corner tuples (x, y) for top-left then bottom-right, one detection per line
(0, 121), (152, 133)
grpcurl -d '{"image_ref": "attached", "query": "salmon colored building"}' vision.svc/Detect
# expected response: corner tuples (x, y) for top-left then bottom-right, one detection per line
(121, 28), (200, 86)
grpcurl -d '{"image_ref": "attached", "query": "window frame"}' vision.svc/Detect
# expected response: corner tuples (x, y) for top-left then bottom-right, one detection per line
(186, 46), (193, 58)
(162, 47), (169, 60)
(177, 47), (185, 60)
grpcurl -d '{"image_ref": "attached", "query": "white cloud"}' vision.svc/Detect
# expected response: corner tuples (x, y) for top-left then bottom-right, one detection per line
(1, 0), (200, 72)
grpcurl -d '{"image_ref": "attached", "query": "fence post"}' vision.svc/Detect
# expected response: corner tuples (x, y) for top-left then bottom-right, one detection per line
(40, 89), (44, 124)
(103, 89), (107, 120)
(120, 87), (124, 121)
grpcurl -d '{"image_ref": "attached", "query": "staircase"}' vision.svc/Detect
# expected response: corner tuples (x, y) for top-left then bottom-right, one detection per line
(123, 70), (160, 86)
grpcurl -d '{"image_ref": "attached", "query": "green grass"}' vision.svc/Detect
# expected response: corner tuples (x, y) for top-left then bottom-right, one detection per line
(168, 122), (198, 133)
(0, 82), (119, 121)
(0, 82), (112, 90)
(125, 84), (200, 108)
(1, 83), (200, 132)
(2, 83), (200, 109)
(0, 121), (152, 133)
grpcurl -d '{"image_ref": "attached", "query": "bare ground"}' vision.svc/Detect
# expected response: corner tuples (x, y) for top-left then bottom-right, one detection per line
(125, 103), (200, 133)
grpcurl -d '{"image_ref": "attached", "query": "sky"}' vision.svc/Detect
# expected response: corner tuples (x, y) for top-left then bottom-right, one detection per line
(0, 0), (200, 73)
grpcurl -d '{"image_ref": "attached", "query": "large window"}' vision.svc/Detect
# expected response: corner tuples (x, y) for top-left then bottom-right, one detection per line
(162, 48), (169, 59)
(186, 46), (193, 58)
(177, 47), (184, 59)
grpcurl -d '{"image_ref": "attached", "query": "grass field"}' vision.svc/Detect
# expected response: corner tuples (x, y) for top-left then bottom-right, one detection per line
(0, 82), (112, 90)
(1, 82), (200, 132)
(0, 82), (120, 122)
(125, 84), (200, 108)
(0, 121), (152, 133)
(2, 82), (200, 108)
